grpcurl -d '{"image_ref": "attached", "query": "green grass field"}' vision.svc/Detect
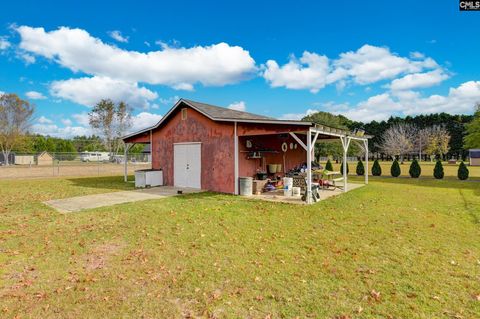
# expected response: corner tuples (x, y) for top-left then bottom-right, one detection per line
(1, 175), (479, 318)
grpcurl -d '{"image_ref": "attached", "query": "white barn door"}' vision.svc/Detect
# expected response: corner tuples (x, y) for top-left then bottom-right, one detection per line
(174, 143), (201, 189)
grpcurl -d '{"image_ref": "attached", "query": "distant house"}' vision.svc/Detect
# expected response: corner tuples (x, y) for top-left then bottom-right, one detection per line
(470, 149), (480, 166)
(14, 155), (35, 165)
(37, 151), (54, 166)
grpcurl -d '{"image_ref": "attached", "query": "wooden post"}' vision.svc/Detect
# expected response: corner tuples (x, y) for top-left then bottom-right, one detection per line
(124, 143), (129, 182)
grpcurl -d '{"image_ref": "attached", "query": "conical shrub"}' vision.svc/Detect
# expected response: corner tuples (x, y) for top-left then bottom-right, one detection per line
(391, 159), (401, 177)
(409, 159), (421, 178)
(372, 159), (382, 176)
(457, 161), (469, 180)
(325, 159), (333, 171)
(433, 160), (444, 179)
(356, 160), (365, 176)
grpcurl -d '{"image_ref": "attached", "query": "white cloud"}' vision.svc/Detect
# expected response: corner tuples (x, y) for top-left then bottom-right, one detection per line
(334, 45), (438, 85)
(389, 70), (449, 91)
(108, 30), (128, 43)
(32, 111), (163, 138)
(26, 90), (47, 100)
(329, 81), (480, 122)
(279, 108), (319, 120)
(37, 115), (53, 124)
(50, 76), (158, 109)
(264, 44), (442, 93)
(32, 115), (91, 138)
(227, 101), (246, 111)
(263, 52), (331, 93)
(410, 51), (425, 59)
(18, 52), (36, 64)
(0, 36), (10, 50)
(16, 26), (256, 89)
(72, 112), (90, 126)
(32, 123), (91, 137)
(61, 118), (72, 126)
(130, 112), (163, 132)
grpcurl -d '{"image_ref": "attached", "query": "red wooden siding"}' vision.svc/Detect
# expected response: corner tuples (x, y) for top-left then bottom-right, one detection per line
(151, 107), (235, 193)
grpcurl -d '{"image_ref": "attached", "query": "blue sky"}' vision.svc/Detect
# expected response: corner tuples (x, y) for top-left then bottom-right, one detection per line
(1, 0), (479, 137)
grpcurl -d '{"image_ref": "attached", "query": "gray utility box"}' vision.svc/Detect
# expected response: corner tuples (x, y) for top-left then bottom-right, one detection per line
(135, 169), (163, 188)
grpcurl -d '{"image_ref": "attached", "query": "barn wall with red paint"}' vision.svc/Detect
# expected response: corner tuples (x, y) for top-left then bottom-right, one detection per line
(124, 132), (150, 144)
(151, 107), (235, 193)
(238, 134), (306, 178)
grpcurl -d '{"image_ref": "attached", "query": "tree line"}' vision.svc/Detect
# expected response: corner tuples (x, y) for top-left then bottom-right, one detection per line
(303, 104), (480, 161)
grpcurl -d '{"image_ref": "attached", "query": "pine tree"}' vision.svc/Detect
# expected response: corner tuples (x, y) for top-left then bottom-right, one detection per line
(391, 159), (401, 177)
(433, 160), (444, 179)
(372, 159), (382, 176)
(457, 161), (469, 180)
(409, 159), (421, 178)
(356, 160), (365, 176)
(325, 159), (333, 171)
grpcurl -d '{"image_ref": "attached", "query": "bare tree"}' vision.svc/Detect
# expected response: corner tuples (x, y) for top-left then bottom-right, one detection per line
(414, 127), (432, 161)
(88, 99), (132, 157)
(424, 125), (450, 160)
(378, 123), (416, 163)
(0, 93), (34, 165)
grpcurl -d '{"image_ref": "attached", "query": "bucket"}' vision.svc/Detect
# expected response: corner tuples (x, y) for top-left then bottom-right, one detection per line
(283, 188), (292, 196)
(268, 164), (277, 173)
(239, 177), (253, 196)
(292, 187), (301, 197)
(283, 177), (293, 190)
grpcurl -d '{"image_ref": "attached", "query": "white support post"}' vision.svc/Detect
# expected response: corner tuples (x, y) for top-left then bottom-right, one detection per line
(234, 122), (239, 195)
(306, 128), (312, 204)
(364, 139), (369, 185)
(341, 135), (351, 193)
(124, 143), (130, 182)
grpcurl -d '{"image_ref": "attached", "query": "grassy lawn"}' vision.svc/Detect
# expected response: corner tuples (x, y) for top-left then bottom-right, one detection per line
(1, 176), (479, 318)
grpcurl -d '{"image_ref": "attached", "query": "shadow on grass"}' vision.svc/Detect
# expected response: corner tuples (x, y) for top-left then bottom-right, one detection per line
(362, 176), (480, 196)
(67, 175), (135, 191)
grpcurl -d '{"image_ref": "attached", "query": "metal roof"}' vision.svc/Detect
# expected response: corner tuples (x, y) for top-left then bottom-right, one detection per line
(122, 98), (312, 140)
(182, 99), (274, 121)
(122, 98), (373, 141)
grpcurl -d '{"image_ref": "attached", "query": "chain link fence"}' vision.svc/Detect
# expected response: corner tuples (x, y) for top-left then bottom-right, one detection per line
(0, 152), (151, 179)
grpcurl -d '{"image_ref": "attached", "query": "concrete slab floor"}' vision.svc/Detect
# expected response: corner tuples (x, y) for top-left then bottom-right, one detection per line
(249, 183), (365, 205)
(44, 186), (203, 213)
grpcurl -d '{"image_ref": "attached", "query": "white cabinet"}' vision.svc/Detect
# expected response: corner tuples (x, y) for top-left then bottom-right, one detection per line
(135, 169), (163, 188)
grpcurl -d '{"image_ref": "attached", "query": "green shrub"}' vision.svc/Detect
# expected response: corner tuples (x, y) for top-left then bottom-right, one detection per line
(409, 159), (421, 178)
(457, 161), (469, 180)
(372, 159), (382, 176)
(433, 160), (444, 179)
(356, 160), (365, 176)
(341, 162), (349, 176)
(391, 159), (401, 177)
(325, 159), (333, 171)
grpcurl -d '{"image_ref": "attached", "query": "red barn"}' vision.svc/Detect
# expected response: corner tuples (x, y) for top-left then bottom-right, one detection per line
(123, 99), (370, 202)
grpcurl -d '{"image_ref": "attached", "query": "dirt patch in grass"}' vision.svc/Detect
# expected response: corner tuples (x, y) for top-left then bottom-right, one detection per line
(83, 241), (125, 271)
